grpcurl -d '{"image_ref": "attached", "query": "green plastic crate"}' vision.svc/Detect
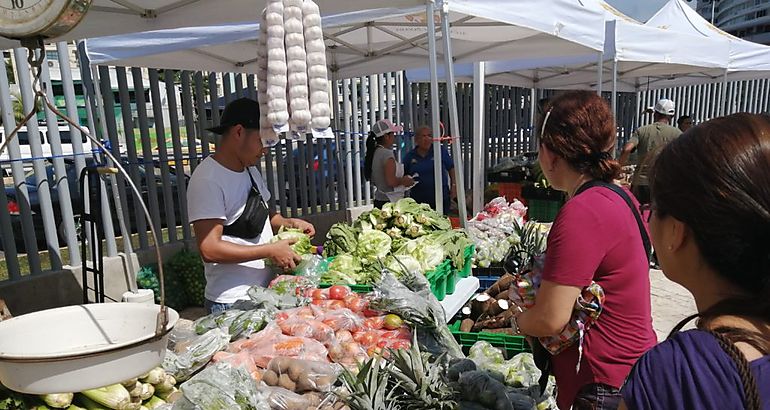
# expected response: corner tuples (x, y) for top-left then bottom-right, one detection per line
(445, 269), (458, 295)
(448, 321), (530, 359)
(319, 257), (452, 300)
(458, 244), (475, 279)
(527, 199), (563, 223)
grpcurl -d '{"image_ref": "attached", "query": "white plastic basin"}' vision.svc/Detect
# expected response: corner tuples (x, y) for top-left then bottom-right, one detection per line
(0, 303), (178, 394)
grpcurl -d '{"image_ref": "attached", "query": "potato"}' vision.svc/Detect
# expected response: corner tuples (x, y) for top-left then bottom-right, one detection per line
(279, 373), (297, 391)
(288, 361), (306, 381)
(263, 369), (279, 386)
(269, 357), (292, 374)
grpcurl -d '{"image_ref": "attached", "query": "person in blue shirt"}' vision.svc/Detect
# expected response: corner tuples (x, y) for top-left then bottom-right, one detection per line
(403, 125), (456, 213)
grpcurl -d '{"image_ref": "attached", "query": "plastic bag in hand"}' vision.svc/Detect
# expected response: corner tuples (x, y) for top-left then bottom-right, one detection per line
(293, 254), (327, 282)
(163, 328), (231, 382)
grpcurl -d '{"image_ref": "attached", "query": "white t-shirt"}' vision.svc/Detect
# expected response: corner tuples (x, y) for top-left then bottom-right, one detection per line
(187, 156), (274, 303)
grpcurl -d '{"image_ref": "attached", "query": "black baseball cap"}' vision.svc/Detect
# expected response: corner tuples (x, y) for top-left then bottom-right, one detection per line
(206, 97), (261, 134)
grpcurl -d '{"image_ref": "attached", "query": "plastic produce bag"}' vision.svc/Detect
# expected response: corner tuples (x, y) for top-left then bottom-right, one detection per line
(163, 328), (231, 381)
(194, 308), (272, 340)
(369, 270), (464, 359)
(175, 362), (270, 410)
(293, 254), (327, 282)
(216, 323), (329, 368)
(262, 357), (340, 393)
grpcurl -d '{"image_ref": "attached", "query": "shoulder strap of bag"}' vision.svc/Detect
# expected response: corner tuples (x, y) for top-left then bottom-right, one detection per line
(575, 180), (652, 262)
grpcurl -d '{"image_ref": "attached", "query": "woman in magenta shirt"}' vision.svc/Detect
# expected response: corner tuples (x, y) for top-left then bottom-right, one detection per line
(514, 91), (656, 409)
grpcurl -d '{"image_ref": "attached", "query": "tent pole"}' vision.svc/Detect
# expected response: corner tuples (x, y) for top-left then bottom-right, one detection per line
(720, 69), (728, 117)
(472, 61), (485, 217)
(596, 52), (604, 95)
(529, 87), (537, 152)
(440, 3), (467, 226)
(426, 0), (443, 213)
(611, 58), (618, 120)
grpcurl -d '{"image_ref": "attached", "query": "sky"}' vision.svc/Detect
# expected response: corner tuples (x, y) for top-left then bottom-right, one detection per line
(606, 0), (697, 22)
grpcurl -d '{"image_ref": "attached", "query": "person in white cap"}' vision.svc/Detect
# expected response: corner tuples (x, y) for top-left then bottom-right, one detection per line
(619, 98), (682, 204)
(364, 119), (414, 208)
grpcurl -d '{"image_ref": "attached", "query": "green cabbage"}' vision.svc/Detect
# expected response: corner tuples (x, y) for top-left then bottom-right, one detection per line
(270, 227), (313, 255)
(355, 229), (392, 263)
(385, 255), (423, 277)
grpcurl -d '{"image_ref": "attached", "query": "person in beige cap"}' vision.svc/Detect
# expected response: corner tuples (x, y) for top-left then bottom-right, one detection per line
(620, 98), (682, 204)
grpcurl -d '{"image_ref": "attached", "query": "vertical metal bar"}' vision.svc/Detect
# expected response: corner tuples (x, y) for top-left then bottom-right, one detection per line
(719, 70), (728, 116)
(97, 65), (135, 262)
(116, 67), (148, 249)
(343, 79), (355, 208)
(208, 72), (220, 149)
(361, 76), (372, 204)
(296, 139), (309, 215)
(37, 48), (78, 265)
(87, 64), (118, 257)
(306, 134), (318, 213)
(132, 68), (163, 245)
(472, 62), (485, 216)
(0, 50), (25, 277)
(325, 80), (338, 212)
(194, 72), (210, 158)
(351, 78), (362, 206)
(164, 70), (191, 241)
(223, 73), (233, 106)
(378, 73), (386, 121)
(275, 140), (288, 214)
(234, 73), (244, 99)
(14, 48), (61, 269)
(247, 74), (257, 100)
(596, 53), (604, 95)
(611, 59), (618, 128)
(181, 72), (199, 173)
(148, 69), (177, 242)
(285, 139), (298, 214)
(463, 84), (472, 187)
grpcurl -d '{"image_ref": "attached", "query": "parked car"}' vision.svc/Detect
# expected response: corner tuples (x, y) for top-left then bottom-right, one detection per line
(2, 156), (187, 252)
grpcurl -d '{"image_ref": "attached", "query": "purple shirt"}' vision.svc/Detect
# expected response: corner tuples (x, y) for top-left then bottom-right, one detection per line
(622, 329), (770, 409)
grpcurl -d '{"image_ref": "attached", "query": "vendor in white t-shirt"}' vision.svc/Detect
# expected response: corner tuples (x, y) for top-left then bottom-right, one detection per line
(187, 98), (315, 313)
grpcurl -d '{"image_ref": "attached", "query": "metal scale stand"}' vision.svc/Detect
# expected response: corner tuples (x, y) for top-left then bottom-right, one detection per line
(79, 166), (107, 303)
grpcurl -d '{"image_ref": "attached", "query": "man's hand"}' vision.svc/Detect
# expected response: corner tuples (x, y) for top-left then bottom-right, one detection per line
(290, 219), (315, 237)
(269, 238), (302, 271)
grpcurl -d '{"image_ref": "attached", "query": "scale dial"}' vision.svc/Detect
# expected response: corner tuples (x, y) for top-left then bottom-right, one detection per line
(0, 0), (91, 39)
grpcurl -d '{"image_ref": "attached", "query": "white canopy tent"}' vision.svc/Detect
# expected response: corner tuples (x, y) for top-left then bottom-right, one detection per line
(0, 0), (424, 51)
(406, 1), (731, 93)
(646, 0), (770, 82)
(85, 1), (606, 79)
(85, 0), (608, 219)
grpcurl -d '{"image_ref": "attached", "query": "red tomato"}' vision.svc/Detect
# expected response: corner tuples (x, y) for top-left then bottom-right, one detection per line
(311, 289), (327, 300)
(363, 316), (384, 330)
(356, 331), (380, 347)
(362, 308), (382, 317)
(388, 340), (411, 350)
(335, 329), (354, 344)
(311, 299), (326, 306)
(343, 294), (368, 312)
(326, 300), (346, 310)
(328, 285), (351, 300)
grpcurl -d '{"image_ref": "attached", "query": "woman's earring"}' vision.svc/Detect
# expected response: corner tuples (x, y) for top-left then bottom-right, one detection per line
(667, 245), (673, 251)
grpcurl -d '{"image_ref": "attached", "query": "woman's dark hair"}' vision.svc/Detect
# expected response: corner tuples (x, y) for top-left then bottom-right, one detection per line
(656, 113), (770, 356)
(363, 131), (382, 181)
(537, 91), (620, 182)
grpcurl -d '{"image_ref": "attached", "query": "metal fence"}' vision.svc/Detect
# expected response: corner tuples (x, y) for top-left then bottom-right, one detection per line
(2, 42), (770, 282)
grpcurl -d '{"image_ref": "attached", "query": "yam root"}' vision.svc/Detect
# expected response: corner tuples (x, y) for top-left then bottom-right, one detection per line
(481, 328), (515, 335)
(470, 294), (496, 321)
(494, 289), (511, 301)
(460, 318), (475, 333)
(487, 299), (510, 317)
(484, 273), (515, 296)
(471, 308), (515, 331)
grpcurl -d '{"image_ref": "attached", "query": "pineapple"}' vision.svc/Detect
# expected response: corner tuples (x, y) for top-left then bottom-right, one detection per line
(384, 337), (457, 410)
(504, 221), (548, 274)
(338, 357), (400, 410)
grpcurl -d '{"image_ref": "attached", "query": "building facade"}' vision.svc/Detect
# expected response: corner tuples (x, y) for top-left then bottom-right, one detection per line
(698, 0), (770, 44)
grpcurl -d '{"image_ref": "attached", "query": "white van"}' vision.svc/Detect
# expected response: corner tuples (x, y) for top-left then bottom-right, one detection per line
(0, 125), (94, 164)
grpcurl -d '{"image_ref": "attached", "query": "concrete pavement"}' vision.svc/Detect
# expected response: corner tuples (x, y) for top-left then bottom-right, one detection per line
(649, 268), (697, 341)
